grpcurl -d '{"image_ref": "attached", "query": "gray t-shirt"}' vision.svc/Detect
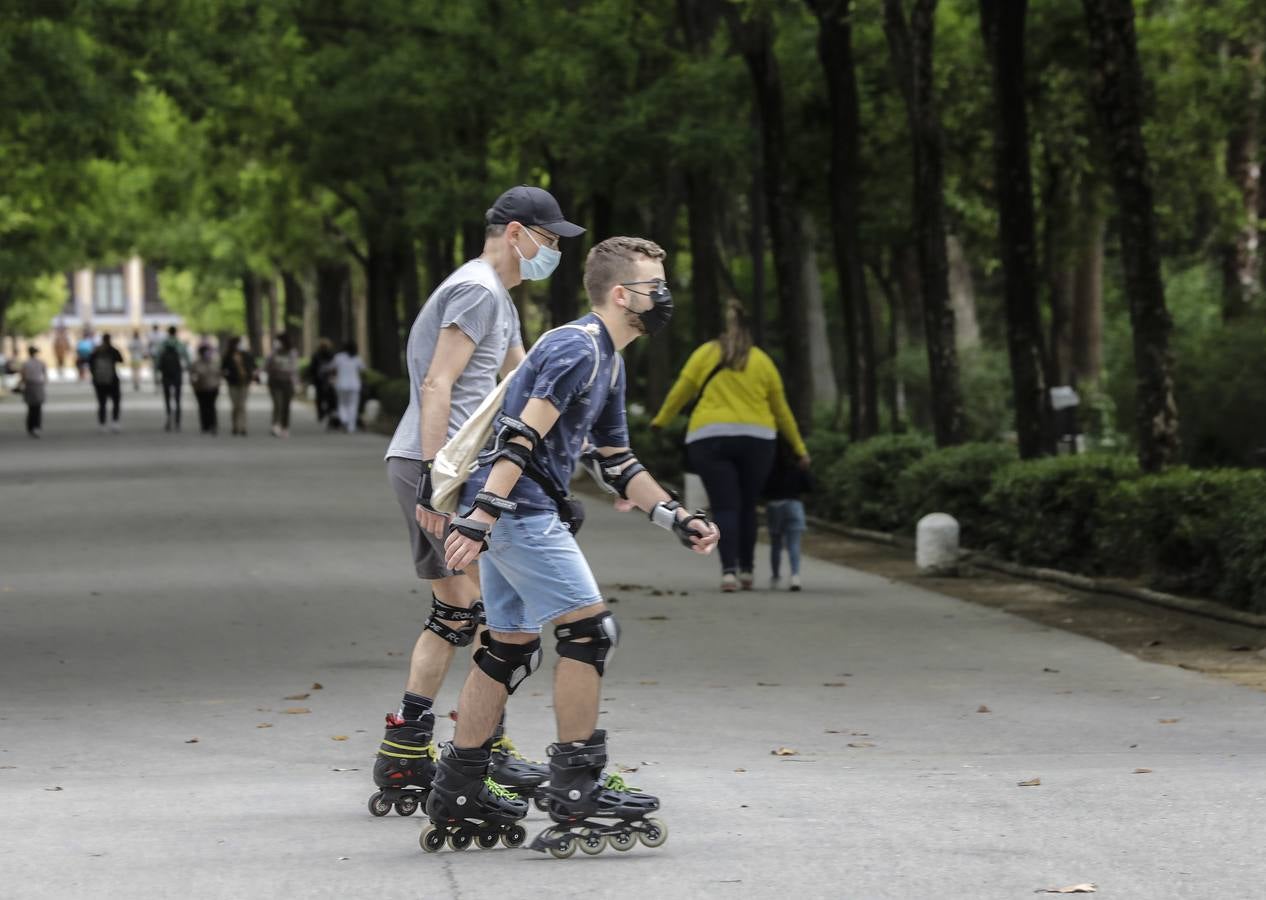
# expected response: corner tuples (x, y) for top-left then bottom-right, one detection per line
(385, 259), (522, 461)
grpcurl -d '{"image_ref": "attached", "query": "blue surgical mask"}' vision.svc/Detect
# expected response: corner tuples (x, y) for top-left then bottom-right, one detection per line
(516, 228), (561, 281)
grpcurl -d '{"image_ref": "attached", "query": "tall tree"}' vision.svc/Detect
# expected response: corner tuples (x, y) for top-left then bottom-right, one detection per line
(1082, 0), (1180, 471)
(979, 0), (1052, 458)
(1221, 36), (1263, 319)
(883, 0), (965, 447)
(806, 0), (880, 439)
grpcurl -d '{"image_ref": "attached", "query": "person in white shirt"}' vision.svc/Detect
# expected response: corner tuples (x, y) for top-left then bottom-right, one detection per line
(326, 340), (366, 433)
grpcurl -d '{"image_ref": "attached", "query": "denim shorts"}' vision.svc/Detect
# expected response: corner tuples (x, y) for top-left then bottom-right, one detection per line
(480, 510), (604, 634)
(766, 498), (806, 534)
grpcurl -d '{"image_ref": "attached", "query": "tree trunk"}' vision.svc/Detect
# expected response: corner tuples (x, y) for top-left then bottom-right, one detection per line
(1083, 0), (1181, 472)
(732, 10), (815, 430)
(1221, 39), (1263, 319)
(281, 271), (305, 353)
(946, 235), (981, 349)
(315, 261), (349, 346)
(884, 0), (965, 447)
(686, 167), (722, 346)
(364, 219), (403, 377)
(546, 168), (583, 327)
(397, 233), (422, 329)
(749, 113), (767, 348)
(808, 0), (880, 439)
(591, 191), (615, 243)
(1071, 203), (1106, 385)
(800, 211), (838, 408)
(980, 0), (1051, 459)
(264, 276), (278, 343)
(242, 272), (263, 355)
(462, 222), (485, 266)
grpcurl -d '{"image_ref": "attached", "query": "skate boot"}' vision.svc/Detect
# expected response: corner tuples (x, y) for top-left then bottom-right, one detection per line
(489, 723), (550, 810)
(529, 730), (666, 858)
(367, 712), (436, 817)
(420, 743), (529, 852)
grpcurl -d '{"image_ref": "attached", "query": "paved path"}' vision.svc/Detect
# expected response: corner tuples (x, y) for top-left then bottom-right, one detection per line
(2, 381), (1265, 899)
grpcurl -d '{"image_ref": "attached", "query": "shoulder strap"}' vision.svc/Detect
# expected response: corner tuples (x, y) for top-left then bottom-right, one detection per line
(697, 362), (724, 400)
(532, 323), (603, 390)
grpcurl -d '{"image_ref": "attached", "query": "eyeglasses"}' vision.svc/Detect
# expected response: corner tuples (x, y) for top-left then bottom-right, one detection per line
(525, 226), (560, 250)
(621, 279), (669, 297)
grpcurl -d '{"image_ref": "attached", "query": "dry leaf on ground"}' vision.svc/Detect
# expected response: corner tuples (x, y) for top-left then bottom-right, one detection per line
(771, 747), (798, 756)
(311, 683), (324, 690)
(1018, 777), (1041, 787)
(256, 723), (272, 729)
(639, 680), (658, 685)
(185, 738), (199, 744)
(823, 682), (846, 687)
(1158, 718), (1180, 724)
(734, 768), (747, 772)
(1133, 768), (1152, 774)
(977, 705), (992, 713)
(45, 786), (63, 791)
(284, 693), (310, 701)
(848, 742), (875, 749)
(756, 682), (781, 687)
(283, 707), (311, 715)
(332, 767), (359, 772)
(1037, 885), (1096, 894)
(331, 735), (349, 741)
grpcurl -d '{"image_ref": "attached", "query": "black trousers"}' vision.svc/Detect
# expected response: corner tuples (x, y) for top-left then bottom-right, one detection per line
(686, 435), (776, 575)
(195, 388), (219, 433)
(94, 381), (121, 424)
(26, 403), (42, 434)
(163, 377), (182, 425)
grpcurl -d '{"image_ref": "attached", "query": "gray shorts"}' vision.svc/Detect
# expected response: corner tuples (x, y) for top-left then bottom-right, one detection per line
(386, 456), (458, 581)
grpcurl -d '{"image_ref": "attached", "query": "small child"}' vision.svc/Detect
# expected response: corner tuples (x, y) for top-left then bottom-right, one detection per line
(764, 437), (812, 591)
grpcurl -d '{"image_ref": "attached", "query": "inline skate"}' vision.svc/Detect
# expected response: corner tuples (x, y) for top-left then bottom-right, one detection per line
(420, 743), (529, 851)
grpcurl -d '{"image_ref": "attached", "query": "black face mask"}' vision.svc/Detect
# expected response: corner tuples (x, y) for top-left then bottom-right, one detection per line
(624, 283), (674, 336)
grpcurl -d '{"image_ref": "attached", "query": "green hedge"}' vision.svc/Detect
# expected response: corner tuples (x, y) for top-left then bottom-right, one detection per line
(821, 434), (932, 530)
(895, 443), (1017, 544)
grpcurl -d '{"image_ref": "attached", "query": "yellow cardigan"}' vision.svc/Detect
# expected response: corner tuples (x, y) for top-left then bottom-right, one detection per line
(651, 342), (808, 458)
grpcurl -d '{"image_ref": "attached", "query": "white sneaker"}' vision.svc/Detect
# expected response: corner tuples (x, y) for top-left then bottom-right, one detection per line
(720, 573), (738, 593)
(739, 571), (754, 591)
(109, 422), (121, 433)
(789, 575), (801, 592)
(770, 575), (782, 590)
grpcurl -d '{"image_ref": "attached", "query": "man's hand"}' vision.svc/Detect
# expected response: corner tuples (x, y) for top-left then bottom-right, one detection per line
(415, 504), (450, 540)
(443, 509), (495, 571)
(677, 509), (720, 555)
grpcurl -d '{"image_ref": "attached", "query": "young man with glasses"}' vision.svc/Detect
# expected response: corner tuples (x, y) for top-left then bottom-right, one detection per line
(371, 186), (584, 818)
(418, 236), (720, 857)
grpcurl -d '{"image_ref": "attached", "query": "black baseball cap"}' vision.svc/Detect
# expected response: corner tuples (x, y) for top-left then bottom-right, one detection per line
(486, 186), (585, 238)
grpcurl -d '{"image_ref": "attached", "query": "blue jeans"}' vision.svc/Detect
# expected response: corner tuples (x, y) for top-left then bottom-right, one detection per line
(767, 499), (805, 577)
(480, 510), (604, 634)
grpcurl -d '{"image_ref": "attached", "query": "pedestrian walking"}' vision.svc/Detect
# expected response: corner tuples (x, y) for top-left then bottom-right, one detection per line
(17, 346), (47, 438)
(155, 326), (189, 432)
(190, 344), (222, 434)
(53, 324), (70, 377)
(266, 333), (298, 438)
(651, 299), (809, 592)
(146, 324), (164, 394)
(369, 185), (582, 820)
(308, 339), (337, 427)
(76, 332), (95, 382)
(88, 334), (124, 432)
(127, 330), (146, 391)
(222, 336), (256, 436)
(327, 340), (365, 434)
(422, 235), (717, 857)
(763, 436), (812, 591)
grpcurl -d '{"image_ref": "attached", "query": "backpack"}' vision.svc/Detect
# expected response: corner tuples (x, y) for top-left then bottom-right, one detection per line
(91, 351), (117, 385)
(158, 342), (182, 379)
(430, 323), (621, 514)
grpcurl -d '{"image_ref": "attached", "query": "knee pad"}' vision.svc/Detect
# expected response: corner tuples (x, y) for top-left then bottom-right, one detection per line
(425, 595), (484, 647)
(474, 632), (542, 694)
(554, 611), (620, 676)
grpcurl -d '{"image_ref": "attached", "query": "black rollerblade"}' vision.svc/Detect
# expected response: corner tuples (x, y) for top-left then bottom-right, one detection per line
(529, 730), (666, 858)
(421, 743), (529, 852)
(367, 712), (436, 817)
(489, 723), (550, 810)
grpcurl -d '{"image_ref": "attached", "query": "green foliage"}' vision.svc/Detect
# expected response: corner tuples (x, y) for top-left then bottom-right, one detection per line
(894, 346), (1013, 442)
(895, 443), (1018, 543)
(159, 270), (244, 336)
(3, 275), (67, 338)
(369, 374), (411, 425)
(821, 434), (933, 530)
(983, 454), (1140, 571)
(626, 411), (688, 488)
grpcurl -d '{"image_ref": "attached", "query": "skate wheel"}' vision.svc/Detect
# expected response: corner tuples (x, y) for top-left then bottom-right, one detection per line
(448, 830), (473, 851)
(368, 792), (392, 817)
(533, 795), (553, 814)
(548, 834), (577, 860)
(476, 830), (500, 849)
(419, 824), (445, 853)
(638, 818), (668, 848)
(609, 830), (636, 852)
(502, 825), (527, 849)
(395, 796), (419, 817)
(578, 829), (607, 855)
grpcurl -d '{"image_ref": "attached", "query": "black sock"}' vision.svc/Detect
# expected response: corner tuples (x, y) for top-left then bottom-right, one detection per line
(399, 692), (433, 721)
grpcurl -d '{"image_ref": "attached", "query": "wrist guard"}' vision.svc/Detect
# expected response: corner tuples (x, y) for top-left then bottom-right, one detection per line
(471, 490), (517, 520)
(415, 459), (435, 509)
(649, 499), (713, 549)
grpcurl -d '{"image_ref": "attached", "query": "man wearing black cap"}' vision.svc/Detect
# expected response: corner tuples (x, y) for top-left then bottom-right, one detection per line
(370, 186), (584, 819)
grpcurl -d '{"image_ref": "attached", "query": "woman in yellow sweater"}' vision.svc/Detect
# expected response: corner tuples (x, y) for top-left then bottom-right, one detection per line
(651, 301), (809, 592)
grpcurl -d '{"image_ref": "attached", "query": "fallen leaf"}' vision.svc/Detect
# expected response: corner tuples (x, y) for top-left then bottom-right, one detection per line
(1229, 645), (1253, 652)
(638, 680), (658, 685)
(256, 723), (272, 729)
(448, 709), (459, 721)
(1133, 768), (1152, 774)
(1037, 885), (1096, 894)
(1018, 777), (1041, 787)
(650, 589), (664, 596)
(311, 683), (324, 690)
(185, 738), (200, 744)
(646, 615), (669, 621)
(45, 786), (63, 792)
(977, 705), (992, 714)
(617, 765), (639, 773)
(1158, 718), (1180, 724)
(680, 591), (690, 596)
(256, 707), (272, 712)
(756, 682), (781, 687)
(771, 747), (798, 756)
(386, 651), (403, 656)
(734, 768), (747, 773)
(283, 707), (311, 715)
(1146, 640), (1163, 647)
(331, 735), (349, 741)
(337, 856), (349, 861)
(1043, 668), (1061, 674)
(284, 693), (310, 701)
(822, 682), (846, 687)
(825, 729), (843, 734)
(848, 742), (875, 749)
(332, 767), (360, 772)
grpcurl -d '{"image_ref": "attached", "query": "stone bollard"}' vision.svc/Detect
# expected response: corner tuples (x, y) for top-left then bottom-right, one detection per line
(916, 513), (960, 575)
(684, 473), (710, 513)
